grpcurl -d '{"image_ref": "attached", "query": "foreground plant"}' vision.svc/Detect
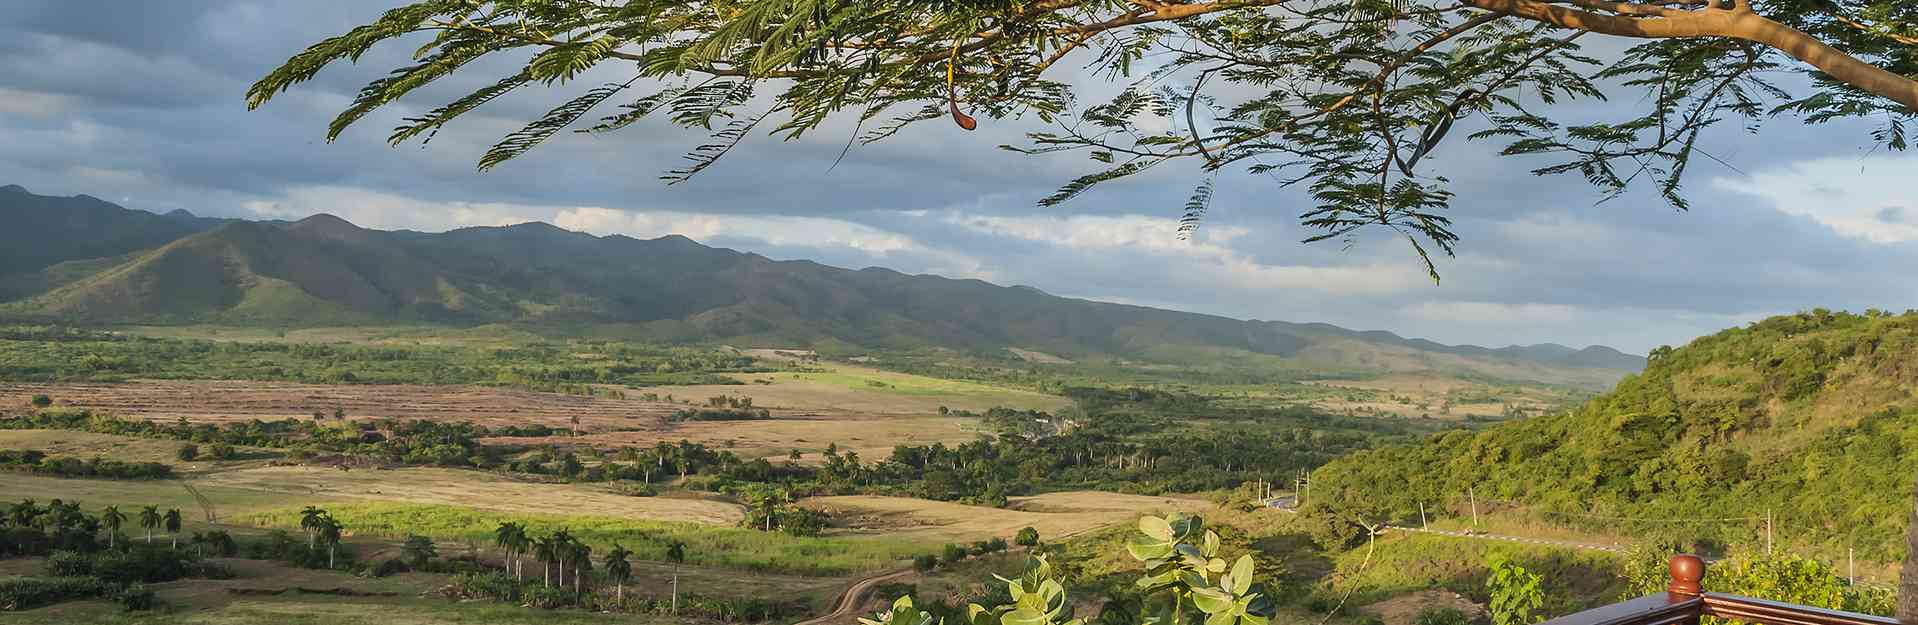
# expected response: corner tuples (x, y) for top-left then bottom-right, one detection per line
(869, 513), (1274, 625)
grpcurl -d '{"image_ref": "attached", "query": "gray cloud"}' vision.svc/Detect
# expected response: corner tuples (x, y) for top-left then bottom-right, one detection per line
(3, 0), (1915, 355)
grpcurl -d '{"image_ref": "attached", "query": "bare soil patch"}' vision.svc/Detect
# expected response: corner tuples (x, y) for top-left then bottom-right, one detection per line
(1359, 589), (1487, 625)
(805, 491), (1207, 542)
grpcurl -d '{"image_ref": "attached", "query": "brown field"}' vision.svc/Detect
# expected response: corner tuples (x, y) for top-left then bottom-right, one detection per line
(0, 378), (1013, 460)
(1300, 373), (1575, 420)
(804, 491), (1209, 542)
(492, 414), (986, 462)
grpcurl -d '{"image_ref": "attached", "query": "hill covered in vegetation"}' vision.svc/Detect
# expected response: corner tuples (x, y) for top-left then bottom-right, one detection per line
(0, 184), (1639, 387)
(1310, 310), (1918, 560)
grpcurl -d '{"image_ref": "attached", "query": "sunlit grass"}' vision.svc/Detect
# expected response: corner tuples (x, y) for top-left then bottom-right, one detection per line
(238, 502), (925, 576)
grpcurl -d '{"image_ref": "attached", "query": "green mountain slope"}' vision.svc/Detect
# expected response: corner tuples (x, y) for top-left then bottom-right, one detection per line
(0, 184), (1642, 387)
(1310, 310), (1918, 560)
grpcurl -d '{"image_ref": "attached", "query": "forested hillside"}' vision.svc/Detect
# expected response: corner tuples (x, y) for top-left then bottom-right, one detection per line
(0, 185), (1640, 387)
(1311, 310), (1918, 560)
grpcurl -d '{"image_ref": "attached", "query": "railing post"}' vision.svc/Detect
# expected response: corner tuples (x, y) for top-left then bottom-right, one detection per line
(1669, 553), (1706, 624)
(1668, 553), (1705, 597)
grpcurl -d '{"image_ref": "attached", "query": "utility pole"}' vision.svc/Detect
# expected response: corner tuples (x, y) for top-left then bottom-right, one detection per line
(1765, 509), (1773, 554)
(1848, 548), (1855, 585)
(1469, 487), (1479, 528)
(1419, 501), (1428, 530)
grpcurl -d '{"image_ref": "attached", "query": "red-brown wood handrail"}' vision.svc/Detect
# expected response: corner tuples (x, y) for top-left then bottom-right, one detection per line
(1537, 554), (1900, 625)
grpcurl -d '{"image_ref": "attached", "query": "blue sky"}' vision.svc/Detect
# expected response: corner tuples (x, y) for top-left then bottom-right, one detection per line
(2, 0), (1915, 354)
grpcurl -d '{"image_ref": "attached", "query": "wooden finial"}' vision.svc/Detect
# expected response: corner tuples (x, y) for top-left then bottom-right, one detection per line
(1668, 554), (1705, 596)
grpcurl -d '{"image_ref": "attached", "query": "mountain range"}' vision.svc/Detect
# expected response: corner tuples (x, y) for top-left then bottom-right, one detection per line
(0, 184), (1642, 386)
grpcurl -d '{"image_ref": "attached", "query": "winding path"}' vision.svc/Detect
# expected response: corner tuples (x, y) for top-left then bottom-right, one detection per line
(792, 568), (917, 625)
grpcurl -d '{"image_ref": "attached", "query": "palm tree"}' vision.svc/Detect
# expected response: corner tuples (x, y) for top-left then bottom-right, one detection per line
(401, 535), (436, 568)
(163, 509), (182, 549)
(493, 522), (523, 579)
(551, 529), (574, 588)
(532, 535), (557, 587)
(604, 543), (632, 602)
(298, 506), (326, 549)
(7, 499), (37, 528)
(101, 506), (126, 549)
(139, 506), (160, 544)
(568, 541), (592, 594)
(666, 541), (686, 615)
(318, 516), (342, 569)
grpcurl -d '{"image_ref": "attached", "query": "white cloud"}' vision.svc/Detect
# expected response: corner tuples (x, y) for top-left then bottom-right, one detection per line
(241, 185), (540, 231)
(555, 206), (918, 254)
(1711, 155), (1918, 243)
(944, 212), (1420, 296)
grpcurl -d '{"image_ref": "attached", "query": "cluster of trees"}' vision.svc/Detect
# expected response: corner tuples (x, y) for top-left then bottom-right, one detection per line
(0, 499), (230, 613)
(2, 410), (550, 469)
(487, 522), (691, 614)
(0, 328), (769, 391)
(0, 450), (171, 479)
(1307, 311), (1918, 561)
(738, 485), (828, 536)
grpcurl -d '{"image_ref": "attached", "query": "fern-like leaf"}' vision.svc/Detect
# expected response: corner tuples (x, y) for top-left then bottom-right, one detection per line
(1177, 175), (1216, 241)
(477, 80), (633, 171)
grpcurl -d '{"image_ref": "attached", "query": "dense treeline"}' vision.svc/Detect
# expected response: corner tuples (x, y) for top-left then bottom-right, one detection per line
(1309, 310), (1918, 560)
(0, 449), (171, 479)
(0, 326), (769, 392)
(0, 499), (244, 612)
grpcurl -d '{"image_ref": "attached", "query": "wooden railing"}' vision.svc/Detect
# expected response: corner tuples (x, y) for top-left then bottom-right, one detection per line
(1539, 555), (1900, 625)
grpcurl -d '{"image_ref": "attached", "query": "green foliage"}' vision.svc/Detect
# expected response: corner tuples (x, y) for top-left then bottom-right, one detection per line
(1414, 607), (1473, 625)
(243, 502), (916, 576)
(174, 444), (197, 461)
(0, 329), (759, 391)
(0, 577), (115, 611)
(0, 449), (171, 479)
(1486, 558), (1544, 625)
(1017, 527), (1041, 547)
(1620, 547), (1894, 619)
(29, 394), (50, 408)
(401, 535), (438, 568)
(1311, 311), (1918, 561)
(249, 0), (1918, 280)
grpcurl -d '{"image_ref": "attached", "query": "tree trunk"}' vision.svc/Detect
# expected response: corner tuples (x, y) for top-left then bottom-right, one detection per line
(328, 545), (336, 569)
(145, 529), (152, 543)
(544, 561), (551, 587)
(1898, 471), (1918, 621)
(672, 565), (680, 614)
(557, 557), (566, 588)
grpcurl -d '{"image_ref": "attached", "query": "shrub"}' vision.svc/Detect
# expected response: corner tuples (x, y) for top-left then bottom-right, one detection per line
(176, 444), (198, 461)
(1415, 608), (1473, 625)
(985, 537), (1008, 553)
(0, 576), (114, 611)
(1014, 527), (1039, 547)
(367, 558), (410, 578)
(941, 543), (968, 565)
(44, 551), (94, 577)
(117, 584), (156, 612)
(30, 395), (51, 408)
(206, 443), (236, 460)
(912, 554), (938, 572)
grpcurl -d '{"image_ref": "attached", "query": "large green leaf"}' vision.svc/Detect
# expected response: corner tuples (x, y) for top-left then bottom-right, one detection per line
(1230, 555), (1255, 595)
(1139, 516), (1174, 542)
